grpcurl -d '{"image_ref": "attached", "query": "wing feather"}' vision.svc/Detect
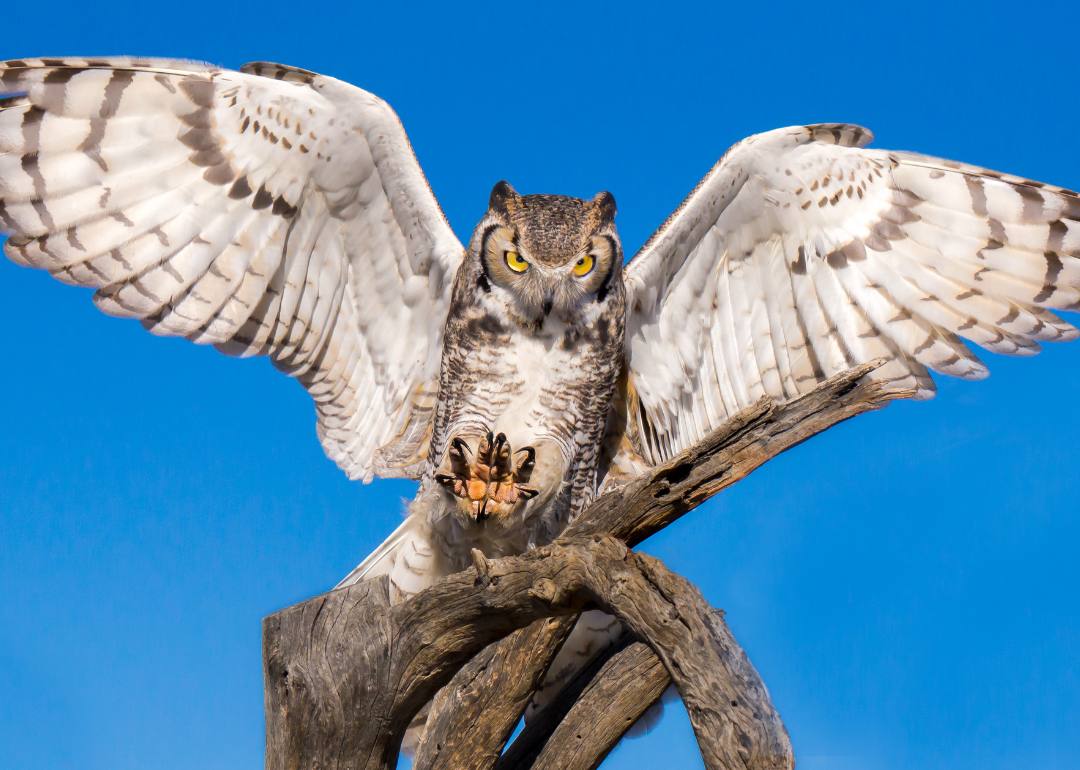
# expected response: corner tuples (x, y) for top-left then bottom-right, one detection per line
(623, 124), (1080, 464)
(0, 57), (464, 482)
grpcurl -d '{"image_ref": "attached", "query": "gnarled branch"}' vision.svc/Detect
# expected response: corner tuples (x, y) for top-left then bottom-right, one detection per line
(264, 536), (789, 770)
(264, 362), (909, 770)
(413, 617), (578, 770)
(495, 638), (668, 770)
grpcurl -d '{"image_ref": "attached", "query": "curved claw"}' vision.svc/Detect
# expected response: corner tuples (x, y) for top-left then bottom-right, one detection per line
(435, 472), (468, 499)
(514, 446), (536, 484)
(439, 433), (542, 522)
(476, 432), (496, 468)
(493, 436), (514, 480)
(447, 437), (473, 478)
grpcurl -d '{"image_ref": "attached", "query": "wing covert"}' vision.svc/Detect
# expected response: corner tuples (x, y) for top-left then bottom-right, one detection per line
(0, 57), (464, 482)
(623, 123), (1080, 465)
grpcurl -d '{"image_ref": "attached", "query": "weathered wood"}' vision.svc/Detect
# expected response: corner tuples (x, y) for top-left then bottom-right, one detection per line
(499, 555), (794, 770)
(263, 363), (909, 770)
(413, 617), (578, 770)
(622, 553), (791, 770)
(262, 539), (610, 770)
(264, 577), (398, 770)
(566, 359), (907, 547)
(496, 639), (669, 770)
(411, 618), (579, 768)
(413, 361), (907, 767)
(264, 536), (789, 770)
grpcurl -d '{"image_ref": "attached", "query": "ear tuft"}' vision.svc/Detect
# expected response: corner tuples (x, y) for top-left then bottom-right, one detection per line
(591, 191), (616, 223)
(489, 181), (519, 212)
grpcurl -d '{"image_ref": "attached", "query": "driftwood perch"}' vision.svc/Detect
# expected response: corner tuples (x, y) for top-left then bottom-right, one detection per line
(263, 362), (908, 770)
(495, 637), (669, 770)
(414, 616), (578, 770)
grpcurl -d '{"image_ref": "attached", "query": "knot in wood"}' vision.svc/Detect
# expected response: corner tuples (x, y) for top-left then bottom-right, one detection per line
(470, 548), (489, 580)
(529, 577), (559, 606)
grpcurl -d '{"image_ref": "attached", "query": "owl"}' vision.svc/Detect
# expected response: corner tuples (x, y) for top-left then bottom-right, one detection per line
(4, 57), (1080, 743)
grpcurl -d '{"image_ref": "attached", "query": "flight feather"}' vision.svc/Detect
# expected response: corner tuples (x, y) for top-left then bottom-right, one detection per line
(0, 57), (464, 481)
(623, 123), (1080, 464)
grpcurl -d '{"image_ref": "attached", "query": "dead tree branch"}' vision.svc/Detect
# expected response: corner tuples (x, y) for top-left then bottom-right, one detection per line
(264, 362), (910, 770)
(413, 617), (578, 770)
(264, 536), (788, 770)
(568, 359), (906, 546)
(495, 638), (668, 770)
(414, 361), (907, 767)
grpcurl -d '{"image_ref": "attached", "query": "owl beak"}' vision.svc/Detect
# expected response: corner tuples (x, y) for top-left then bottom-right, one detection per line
(541, 297), (553, 317)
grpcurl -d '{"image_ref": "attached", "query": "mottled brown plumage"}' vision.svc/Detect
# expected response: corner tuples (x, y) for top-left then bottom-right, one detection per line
(423, 183), (626, 565)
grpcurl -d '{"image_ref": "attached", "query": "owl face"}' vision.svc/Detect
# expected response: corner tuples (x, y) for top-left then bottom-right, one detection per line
(464, 182), (623, 328)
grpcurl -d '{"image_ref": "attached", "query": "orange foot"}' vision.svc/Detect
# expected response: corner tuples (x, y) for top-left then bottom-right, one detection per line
(436, 432), (539, 521)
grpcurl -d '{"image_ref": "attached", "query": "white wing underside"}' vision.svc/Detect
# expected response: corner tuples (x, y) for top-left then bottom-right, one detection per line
(624, 124), (1080, 464)
(0, 57), (463, 482)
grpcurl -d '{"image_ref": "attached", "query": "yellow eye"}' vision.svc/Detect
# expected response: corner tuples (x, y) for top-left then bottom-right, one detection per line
(505, 251), (529, 273)
(572, 254), (595, 277)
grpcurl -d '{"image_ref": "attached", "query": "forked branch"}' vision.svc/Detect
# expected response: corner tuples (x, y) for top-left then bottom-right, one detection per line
(265, 536), (791, 770)
(263, 362), (910, 770)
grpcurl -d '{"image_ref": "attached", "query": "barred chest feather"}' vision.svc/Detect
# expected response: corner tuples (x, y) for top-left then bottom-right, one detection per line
(490, 315), (609, 455)
(424, 282), (626, 559)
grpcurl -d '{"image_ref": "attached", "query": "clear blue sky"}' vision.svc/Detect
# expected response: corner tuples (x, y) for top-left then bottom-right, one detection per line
(2, 2), (1078, 769)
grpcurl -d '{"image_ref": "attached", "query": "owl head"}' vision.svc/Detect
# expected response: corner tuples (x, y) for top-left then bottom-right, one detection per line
(462, 181), (624, 328)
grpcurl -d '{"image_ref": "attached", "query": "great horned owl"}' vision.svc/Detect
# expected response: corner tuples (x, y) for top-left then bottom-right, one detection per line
(4, 57), (1080, 743)
(351, 183), (629, 601)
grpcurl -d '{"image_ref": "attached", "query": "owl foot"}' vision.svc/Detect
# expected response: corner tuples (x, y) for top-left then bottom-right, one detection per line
(435, 432), (539, 521)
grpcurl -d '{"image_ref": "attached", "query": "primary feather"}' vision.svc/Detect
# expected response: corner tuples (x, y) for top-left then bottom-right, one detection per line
(0, 57), (463, 481)
(622, 124), (1080, 464)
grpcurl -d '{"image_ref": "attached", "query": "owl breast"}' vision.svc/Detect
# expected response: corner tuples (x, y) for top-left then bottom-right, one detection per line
(425, 290), (625, 558)
(492, 319), (590, 458)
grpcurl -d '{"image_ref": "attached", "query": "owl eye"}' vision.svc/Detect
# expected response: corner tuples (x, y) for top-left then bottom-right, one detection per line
(505, 251), (529, 273)
(572, 254), (595, 277)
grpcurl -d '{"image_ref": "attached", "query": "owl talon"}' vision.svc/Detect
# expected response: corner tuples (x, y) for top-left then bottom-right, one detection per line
(447, 437), (473, 478)
(492, 434), (514, 481)
(514, 446), (536, 484)
(475, 432), (496, 473)
(437, 434), (541, 521)
(451, 436), (472, 455)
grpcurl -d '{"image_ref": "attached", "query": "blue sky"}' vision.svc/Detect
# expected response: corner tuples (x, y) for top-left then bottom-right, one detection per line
(1, 2), (1078, 768)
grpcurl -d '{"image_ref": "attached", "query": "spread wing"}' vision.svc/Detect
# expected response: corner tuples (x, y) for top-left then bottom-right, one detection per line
(0, 57), (464, 482)
(622, 123), (1080, 465)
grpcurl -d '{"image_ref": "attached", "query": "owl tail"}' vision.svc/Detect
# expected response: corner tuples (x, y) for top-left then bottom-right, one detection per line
(335, 513), (450, 604)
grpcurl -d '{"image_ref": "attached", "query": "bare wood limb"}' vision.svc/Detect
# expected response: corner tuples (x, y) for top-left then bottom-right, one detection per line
(264, 577), (397, 770)
(264, 363), (910, 770)
(621, 553), (791, 769)
(413, 362), (907, 766)
(264, 539), (616, 770)
(496, 639), (669, 770)
(494, 553), (796, 770)
(264, 535), (788, 770)
(413, 617), (578, 770)
(566, 359), (909, 546)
